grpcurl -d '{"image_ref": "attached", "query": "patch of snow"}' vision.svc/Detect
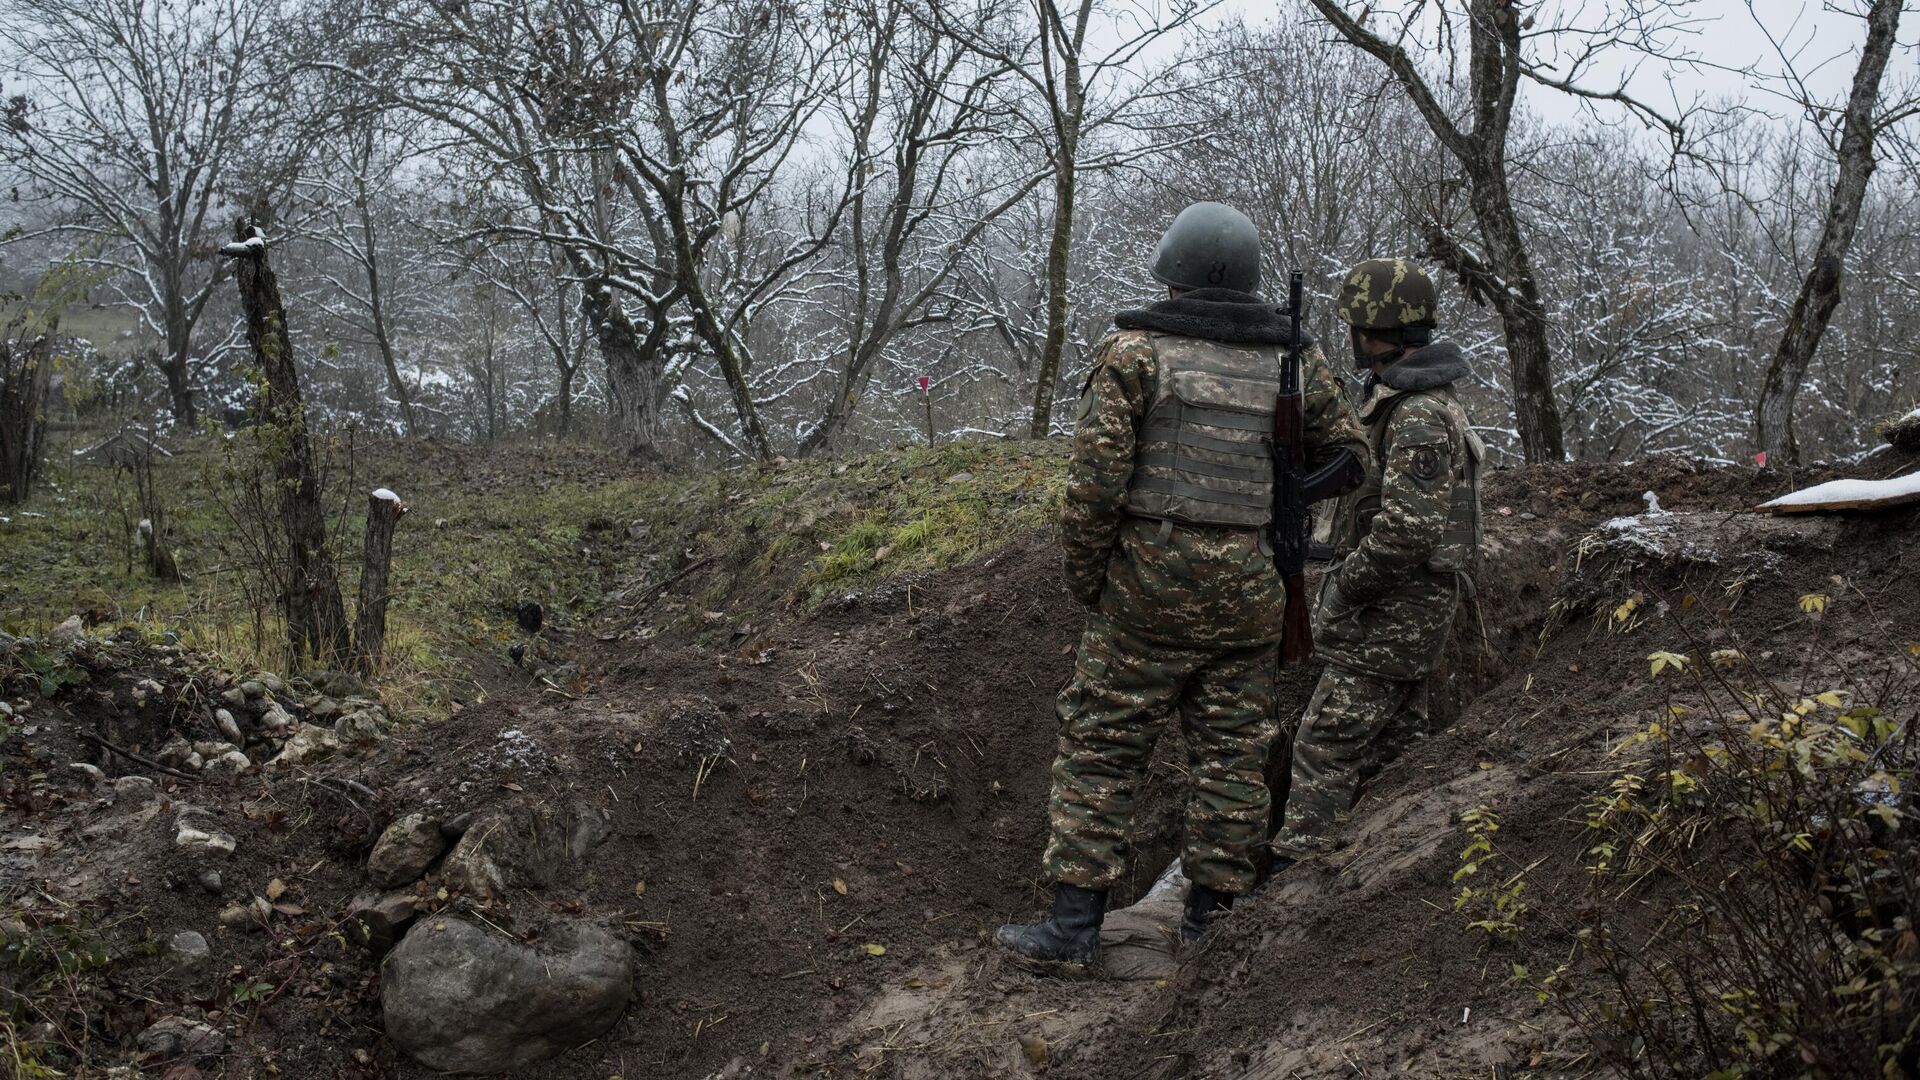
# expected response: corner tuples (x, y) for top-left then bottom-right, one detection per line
(371, 488), (401, 502)
(219, 234), (267, 256)
(1641, 490), (1665, 515)
(1757, 470), (1920, 511)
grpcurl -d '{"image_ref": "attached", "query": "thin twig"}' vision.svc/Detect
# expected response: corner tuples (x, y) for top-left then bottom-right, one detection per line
(78, 732), (199, 781)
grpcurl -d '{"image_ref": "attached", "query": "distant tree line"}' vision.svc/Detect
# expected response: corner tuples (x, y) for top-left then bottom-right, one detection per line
(1, 0), (1914, 469)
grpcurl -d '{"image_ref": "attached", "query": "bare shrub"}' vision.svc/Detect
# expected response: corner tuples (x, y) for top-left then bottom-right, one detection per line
(1543, 605), (1920, 1078)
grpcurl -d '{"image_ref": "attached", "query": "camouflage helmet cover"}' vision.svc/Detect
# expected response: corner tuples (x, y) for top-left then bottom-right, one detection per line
(1336, 258), (1438, 331)
(1151, 202), (1262, 294)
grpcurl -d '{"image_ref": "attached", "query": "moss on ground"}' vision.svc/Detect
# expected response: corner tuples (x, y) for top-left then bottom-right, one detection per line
(0, 433), (1069, 708)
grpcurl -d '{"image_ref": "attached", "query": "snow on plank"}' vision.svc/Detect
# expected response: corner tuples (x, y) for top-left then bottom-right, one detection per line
(1755, 470), (1920, 514)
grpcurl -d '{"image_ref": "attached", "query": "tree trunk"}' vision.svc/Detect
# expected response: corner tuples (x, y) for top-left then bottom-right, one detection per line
(1469, 169), (1566, 463)
(358, 191), (418, 437)
(0, 331), (53, 505)
(162, 305), (197, 428)
(353, 488), (406, 675)
(1754, 0), (1903, 463)
(583, 283), (662, 458)
(227, 218), (351, 668)
(1026, 158), (1078, 439)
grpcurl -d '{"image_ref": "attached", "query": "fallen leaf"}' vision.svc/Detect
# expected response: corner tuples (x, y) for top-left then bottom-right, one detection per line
(1018, 1034), (1049, 1069)
(266, 878), (286, 901)
(272, 903), (306, 917)
(501, 782), (524, 792)
(863, 943), (886, 957)
(832, 879), (848, 896)
(634, 881), (647, 899)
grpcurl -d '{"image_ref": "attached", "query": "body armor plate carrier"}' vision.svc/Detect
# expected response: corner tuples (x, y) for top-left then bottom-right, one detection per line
(1126, 334), (1285, 530)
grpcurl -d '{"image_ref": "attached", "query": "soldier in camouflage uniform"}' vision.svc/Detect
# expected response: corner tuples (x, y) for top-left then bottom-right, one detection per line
(1269, 258), (1484, 866)
(997, 203), (1367, 967)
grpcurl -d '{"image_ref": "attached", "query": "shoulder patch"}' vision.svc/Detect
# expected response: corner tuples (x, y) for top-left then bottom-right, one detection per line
(1409, 445), (1442, 483)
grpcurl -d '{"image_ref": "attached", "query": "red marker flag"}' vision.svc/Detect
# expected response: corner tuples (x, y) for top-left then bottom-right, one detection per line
(917, 376), (930, 392)
(1753, 451), (1768, 467)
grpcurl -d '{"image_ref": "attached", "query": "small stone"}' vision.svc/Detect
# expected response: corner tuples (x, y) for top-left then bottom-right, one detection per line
(206, 750), (252, 777)
(215, 709), (245, 744)
(137, 1017), (226, 1059)
(257, 673), (288, 695)
(368, 814), (446, 889)
(439, 826), (506, 900)
(115, 775), (159, 803)
(174, 821), (236, 858)
(347, 890), (421, 958)
(335, 709), (389, 745)
(157, 735), (194, 766)
(0, 701), (11, 718)
(308, 696), (344, 720)
(182, 752), (204, 771)
(440, 812), (476, 838)
(239, 681), (267, 699)
(260, 703), (294, 733)
(167, 931), (211, 968)
(192, 741), (237, 758)
(48, 615), (86, 646)
(198, 869), (223, 894)
(220, 687), (248, 709)
(270, 724), (341, 768)
(69, 762), (106, 785)
(218, 904), (252, 928)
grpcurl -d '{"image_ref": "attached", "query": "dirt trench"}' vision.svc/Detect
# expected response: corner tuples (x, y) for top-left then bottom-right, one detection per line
(1, 453), (1898, 1080)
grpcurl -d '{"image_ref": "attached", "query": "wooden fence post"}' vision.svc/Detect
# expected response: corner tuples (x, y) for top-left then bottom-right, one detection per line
(354, 488), (406, 674)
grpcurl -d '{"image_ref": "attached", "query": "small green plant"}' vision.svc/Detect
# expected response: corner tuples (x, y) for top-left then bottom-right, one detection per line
(1544, 603), (1919, 1079)
(1453, 806), (1529, 937)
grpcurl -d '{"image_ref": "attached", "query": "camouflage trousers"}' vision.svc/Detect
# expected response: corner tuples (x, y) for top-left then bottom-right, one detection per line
(1041, 613), (1278, 895)
(1269, 667), (1429, 860)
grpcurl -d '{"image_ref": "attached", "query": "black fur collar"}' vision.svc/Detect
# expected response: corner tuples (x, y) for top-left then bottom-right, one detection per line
(1114, 288), (1310, 346)
(1377, 341), (1471, 391)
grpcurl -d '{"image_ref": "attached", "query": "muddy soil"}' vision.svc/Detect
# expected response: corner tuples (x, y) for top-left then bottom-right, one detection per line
(1, 451), (1908, 1080)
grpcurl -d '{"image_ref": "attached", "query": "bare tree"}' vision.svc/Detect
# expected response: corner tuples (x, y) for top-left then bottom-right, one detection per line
(224, 219), (351, 666)
(1752, 0), (1915, 461)
(290, 116), (435, 436)
(796, 0), (1045, 455)
(0, 0), (297, 425)
(933, 0), (1217, 439)
(1303, 0), (1703, 463)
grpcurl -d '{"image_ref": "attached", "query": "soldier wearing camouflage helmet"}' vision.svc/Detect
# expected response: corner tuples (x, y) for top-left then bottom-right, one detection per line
(996, 203), (1367, 968)
(1269, 257), (1484, 867)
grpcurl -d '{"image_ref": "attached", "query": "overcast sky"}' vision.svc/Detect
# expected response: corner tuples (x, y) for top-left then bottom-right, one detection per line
(1214, 0), (1883, 126)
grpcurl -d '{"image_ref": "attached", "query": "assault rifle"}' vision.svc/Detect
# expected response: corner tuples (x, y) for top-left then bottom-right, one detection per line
(1271, 272), (1313, 666)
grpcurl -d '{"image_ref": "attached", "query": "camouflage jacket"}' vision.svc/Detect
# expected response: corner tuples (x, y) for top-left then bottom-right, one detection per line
(1062, 303), (1368, 649)
(1315, 342), (1479, 680)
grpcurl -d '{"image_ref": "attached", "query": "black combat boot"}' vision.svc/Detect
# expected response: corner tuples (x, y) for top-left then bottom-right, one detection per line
(1181, 883), (1236, 944)
(995, 884), (1107, 966)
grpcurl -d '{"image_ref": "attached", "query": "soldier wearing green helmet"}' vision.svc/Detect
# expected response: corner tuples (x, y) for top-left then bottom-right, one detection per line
(1269, 257), (1485, 868)
(995, 203), (1367, 969)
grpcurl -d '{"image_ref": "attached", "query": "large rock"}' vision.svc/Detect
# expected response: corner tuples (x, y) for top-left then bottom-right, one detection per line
(382, 919), (632, 1074)
(367, 813), (444, 889)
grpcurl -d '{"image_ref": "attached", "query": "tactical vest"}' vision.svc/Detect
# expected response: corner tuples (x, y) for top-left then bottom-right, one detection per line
(1339, 383), (1484, 576)
(1125, 334), (1284, 530)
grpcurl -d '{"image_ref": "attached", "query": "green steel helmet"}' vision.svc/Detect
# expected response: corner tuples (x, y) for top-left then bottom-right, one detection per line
(1151, 202), (1262, 294)
(1336, 258), (1438, 331)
